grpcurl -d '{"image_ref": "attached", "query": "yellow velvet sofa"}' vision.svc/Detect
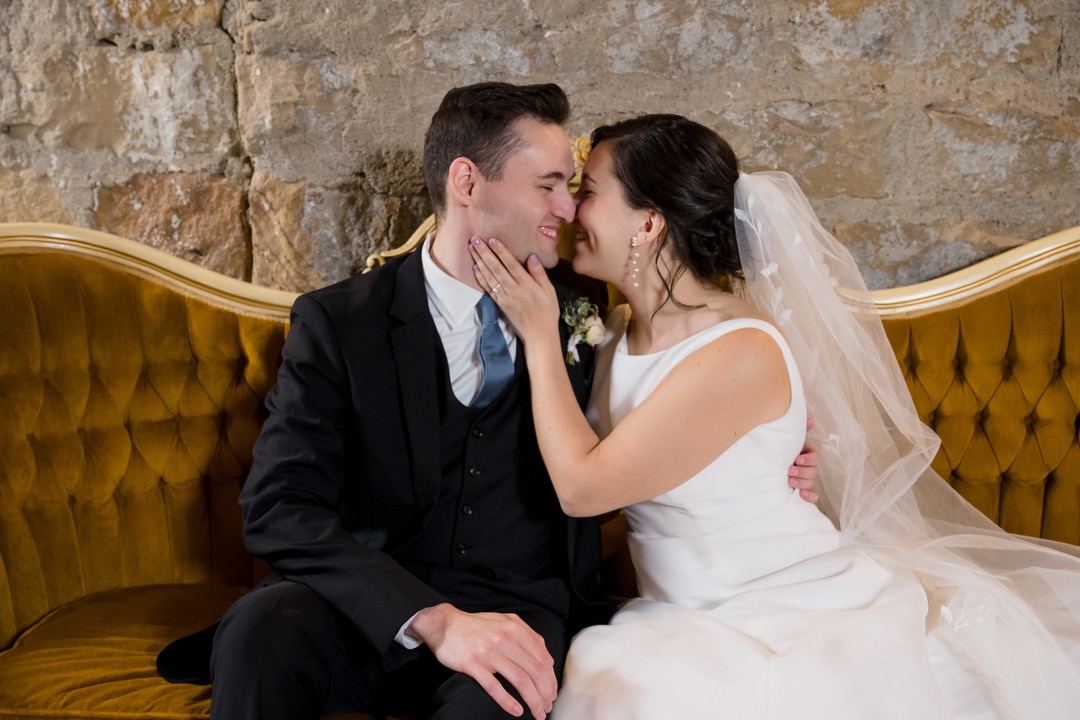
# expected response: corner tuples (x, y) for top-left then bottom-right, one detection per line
(0, 224), (293, 719)
(1, 219), (1078, 719)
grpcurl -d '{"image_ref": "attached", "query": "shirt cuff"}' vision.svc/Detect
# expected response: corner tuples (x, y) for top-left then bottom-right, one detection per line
(395, 611), (424, 649)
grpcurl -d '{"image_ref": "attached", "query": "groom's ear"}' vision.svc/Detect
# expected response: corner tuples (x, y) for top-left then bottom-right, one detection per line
(447, 157), (478, 208)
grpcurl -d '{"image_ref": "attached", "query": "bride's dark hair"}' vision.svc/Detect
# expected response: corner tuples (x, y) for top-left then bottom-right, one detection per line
(590, 114), (741, 304)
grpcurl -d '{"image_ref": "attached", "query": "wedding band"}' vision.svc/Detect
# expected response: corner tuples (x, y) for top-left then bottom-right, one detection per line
(491, 284), (503, 294)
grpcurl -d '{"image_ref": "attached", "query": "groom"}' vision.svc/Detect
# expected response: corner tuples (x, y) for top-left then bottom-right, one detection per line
(163, 82), (819, 720)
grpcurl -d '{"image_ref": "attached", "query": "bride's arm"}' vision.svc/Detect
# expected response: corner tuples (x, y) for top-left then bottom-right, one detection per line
(471, 238), (793, 518)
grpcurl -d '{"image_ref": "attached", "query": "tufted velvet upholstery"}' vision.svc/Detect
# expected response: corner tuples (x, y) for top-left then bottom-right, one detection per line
(880, 231), (1080, 546)
(0, 221), (1078, 719)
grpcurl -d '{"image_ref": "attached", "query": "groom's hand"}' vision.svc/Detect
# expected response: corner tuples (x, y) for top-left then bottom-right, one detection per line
(407, 603), (556, 719)
(789, 418), (820, 503)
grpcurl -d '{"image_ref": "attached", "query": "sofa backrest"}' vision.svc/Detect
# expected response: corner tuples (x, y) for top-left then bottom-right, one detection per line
(3, 217), (1078, 646)
(0, 224), (296, 648)
(878, 227), (1080, 546)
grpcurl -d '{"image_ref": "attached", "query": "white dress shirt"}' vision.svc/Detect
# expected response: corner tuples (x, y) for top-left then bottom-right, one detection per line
(395, 234), (519, 647)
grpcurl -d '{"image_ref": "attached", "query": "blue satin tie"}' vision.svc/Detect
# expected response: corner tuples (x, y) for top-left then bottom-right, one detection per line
(472, 294), (514, 407)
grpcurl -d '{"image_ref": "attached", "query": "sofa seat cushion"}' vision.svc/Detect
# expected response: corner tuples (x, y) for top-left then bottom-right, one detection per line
(0, 584), (245, 720)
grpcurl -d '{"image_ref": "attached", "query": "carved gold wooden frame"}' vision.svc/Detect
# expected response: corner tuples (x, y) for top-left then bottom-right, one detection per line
(3, 212), (1077, 324)
(871, 225), (1080, 316)
(0, 222), (299, 320)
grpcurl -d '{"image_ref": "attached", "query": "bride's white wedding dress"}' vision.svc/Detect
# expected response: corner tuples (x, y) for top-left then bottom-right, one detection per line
(552, 305), (1058, 719)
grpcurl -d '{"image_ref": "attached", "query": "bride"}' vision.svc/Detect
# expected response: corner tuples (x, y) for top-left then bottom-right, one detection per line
(469, 114), (1080, 718)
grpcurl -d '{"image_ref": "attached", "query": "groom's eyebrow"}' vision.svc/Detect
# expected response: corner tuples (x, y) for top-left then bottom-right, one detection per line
(537, 170), (568, 181)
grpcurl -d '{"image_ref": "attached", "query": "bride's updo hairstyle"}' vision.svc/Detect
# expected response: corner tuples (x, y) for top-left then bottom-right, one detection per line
(589, 114), (741, 301)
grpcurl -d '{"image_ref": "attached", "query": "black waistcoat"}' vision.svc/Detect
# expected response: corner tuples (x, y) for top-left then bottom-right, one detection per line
(395, 348), (571, 615)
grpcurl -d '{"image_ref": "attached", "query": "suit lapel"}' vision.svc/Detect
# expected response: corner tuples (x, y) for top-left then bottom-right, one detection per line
(388, 252), (442, 525)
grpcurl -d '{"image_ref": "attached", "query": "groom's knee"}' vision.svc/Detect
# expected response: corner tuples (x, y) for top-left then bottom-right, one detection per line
(211, 580), (339, 680)
(426, 671), (533, 720)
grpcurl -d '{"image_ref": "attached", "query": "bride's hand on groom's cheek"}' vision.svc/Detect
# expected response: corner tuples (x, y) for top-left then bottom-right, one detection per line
(470, 237), (559, 338)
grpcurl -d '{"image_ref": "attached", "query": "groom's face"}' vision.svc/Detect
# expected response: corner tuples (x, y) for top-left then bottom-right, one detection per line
(471, 117), (576, 269)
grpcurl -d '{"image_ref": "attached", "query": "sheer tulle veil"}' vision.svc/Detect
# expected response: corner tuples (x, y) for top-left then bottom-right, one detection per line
(733, 172), (1080, 707)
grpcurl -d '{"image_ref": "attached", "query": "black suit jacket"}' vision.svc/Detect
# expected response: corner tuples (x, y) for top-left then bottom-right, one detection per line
(240, 249), (609, 656)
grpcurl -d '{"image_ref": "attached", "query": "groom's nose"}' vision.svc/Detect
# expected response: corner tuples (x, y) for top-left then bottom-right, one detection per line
(553, 187), (576, 223)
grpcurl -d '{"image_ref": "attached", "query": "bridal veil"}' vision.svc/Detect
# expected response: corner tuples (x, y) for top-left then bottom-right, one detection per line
(734, 172), (1080, 713)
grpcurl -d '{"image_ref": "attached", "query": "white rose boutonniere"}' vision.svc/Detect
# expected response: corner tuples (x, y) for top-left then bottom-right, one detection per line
(562, 297), (603, 365)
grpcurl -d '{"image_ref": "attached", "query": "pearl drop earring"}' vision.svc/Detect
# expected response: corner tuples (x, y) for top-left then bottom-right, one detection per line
(630, 235), (641, 287)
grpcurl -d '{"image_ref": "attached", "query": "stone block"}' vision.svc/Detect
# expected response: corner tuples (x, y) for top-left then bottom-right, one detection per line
(744, 100), (901, 199)
(4, 41), (236, 166)
(927, 107), (1079, 195)
(248, 171), (427, 292)
(792, 0), (1044, 69)
(603, 3), (748, 75)
(236, 54), (359, 182)
(0, 172), (75, 225)
(835, 218), (1025, 289)
(92, 172), (249, 279)
(89, 0), (225, 47)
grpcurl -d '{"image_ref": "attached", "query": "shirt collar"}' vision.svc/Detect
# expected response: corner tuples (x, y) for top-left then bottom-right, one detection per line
(422, 233), (484, 330)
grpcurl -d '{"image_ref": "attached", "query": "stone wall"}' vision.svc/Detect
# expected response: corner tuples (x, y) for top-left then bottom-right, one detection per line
(1, 0), (1077, 291)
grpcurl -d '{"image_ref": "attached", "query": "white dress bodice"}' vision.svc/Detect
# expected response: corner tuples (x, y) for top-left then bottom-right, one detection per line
(587, 306), (841, 607)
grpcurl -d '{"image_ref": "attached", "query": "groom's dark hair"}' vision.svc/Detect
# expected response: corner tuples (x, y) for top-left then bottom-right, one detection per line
(423, 82), (570, 218)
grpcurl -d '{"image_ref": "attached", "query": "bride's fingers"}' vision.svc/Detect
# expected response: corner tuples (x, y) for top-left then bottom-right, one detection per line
(471, 258), (519, 314)
(483, 238), (532, 282)
(469, 239), (519, 296)
(469, 237), (506, 274)
(482, 238), (558, 302)
(473, 237), (541, 291)
(471, 250), (501, 294)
